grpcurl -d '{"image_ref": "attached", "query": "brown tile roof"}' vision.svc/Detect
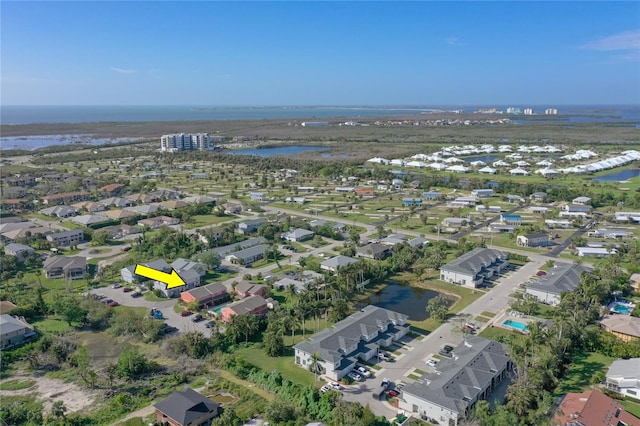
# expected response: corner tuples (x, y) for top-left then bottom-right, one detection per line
(601, 315), (640, 339)
(0, 301), (18, 314)
(98, 183), (125, 193)
(555, 389), (640, 426)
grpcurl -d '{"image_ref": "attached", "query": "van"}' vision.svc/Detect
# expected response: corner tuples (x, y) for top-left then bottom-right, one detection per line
(372, 386), (387, 400)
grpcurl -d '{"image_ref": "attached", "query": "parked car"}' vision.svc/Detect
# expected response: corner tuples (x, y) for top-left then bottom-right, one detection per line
(426, 359), (438, 367)
(536, 270), (547, 277)
(131, 292), (142, 298)
(191, 314), (203, 322)
(329, 381), (342, 390)
(439, 345), (454, 357)
(123, 287), (133, 293)
(463, 323), (476, 333)
(96, 293), (106, 300)
(381, 378), (390, 389)
(181, 310), (193, 317)
(388, 390), (400, 398)
(111, 283), (122, 289)
(378, 351), (391, 361)
(107, 301), (119, 307)
(347, 372), (362, 381)
(205, 321), (215, 329)
(356, 366), (371, 377)
(320, 385), (331, 393)
(102, 298), (113, 304)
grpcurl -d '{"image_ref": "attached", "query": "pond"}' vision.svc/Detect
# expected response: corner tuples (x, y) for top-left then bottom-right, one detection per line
(592, 169), (640, 182)
(226, 145), (328, 157)
(368, 281), (441, 321)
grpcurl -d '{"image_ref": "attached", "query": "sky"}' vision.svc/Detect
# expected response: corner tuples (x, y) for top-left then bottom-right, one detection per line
(1, 1), (639, 106)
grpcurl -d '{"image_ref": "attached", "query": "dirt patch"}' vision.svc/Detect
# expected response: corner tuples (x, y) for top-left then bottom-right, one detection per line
(0, 374), (97, 414)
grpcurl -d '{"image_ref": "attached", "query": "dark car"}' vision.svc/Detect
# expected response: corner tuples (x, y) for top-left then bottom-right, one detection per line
(107, 301), (119, 307)
(180, 310), (193, 317)
(205, 321), (215, 329)
(191, 314), (203, 322)
(123, 287), (133, 293)
(131, 292), (142, 298)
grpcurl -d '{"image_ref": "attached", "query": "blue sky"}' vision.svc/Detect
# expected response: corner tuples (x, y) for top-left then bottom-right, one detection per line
(2, 1), (639, 105)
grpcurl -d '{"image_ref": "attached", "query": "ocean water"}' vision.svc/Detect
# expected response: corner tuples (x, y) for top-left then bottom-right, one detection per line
(2, 104), (639, 125)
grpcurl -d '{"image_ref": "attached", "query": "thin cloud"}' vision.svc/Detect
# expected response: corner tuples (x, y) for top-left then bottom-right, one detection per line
(581, 29), (640, 51)
(446, 37), (463, 46)
(110, 67), (137, 75)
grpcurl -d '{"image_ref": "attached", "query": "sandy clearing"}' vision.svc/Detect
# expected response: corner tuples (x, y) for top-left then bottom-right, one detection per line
(0, 374), (97, 414)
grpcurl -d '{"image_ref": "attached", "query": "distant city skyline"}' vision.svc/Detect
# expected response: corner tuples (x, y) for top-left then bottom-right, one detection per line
(2, 1), (639, 106)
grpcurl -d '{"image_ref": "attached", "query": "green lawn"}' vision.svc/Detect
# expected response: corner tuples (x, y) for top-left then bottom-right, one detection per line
(554, 352), (615, 396)
(0, 379), (36, 391)
(31, 317), (71, 333)
(234, 345), (315, 387)
(182, 214), (234, 229)
(479, 326), (523, 343)
(622, 399), (640, 419)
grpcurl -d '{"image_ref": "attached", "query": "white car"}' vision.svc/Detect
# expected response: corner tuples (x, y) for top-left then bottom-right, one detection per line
(356, 366), (371, 377)
(329, 381), (342, 390)
(320, 384), (331, 393)
(347, 371), (363, 381)
(426, 359), (438, 367)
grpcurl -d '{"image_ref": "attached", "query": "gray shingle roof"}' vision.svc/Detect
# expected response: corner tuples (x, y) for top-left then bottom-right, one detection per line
(208, 237), (267, 257)
(226, 244), (269, 261)
(153, 388), (218, 425)
(526, 263), (591, 295)
(440, 248), (507, 276)
(402, 336), (510, 415)
(320, 255), (358, 270)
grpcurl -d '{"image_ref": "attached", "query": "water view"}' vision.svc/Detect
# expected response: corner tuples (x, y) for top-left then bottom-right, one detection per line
(592, 169), (640, 182)
(226, 145), (328, 157)
(0, 135), (141, 151)
(368, 281), (441, 321)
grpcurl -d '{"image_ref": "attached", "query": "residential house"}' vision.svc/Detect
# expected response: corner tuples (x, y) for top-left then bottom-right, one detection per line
(516, 232), (551, 247)
(154, 387), (219, 426)
(488, 224), (517, 233)
(220, 295), (269, 323)
(0, 199), (27, 212)
(71, 215), (111, 226)
(154, 268), (201, 298)
(121, 259), (170, 283)
(234, 282), (268, 298)
(284, 196), (307, 204)
(293, 305), (409, 381)
(98, 209), (139, 220)
(282, 228), (314, 242)
(505, 194), (525, 204)
(249, 192), (266, 202)
(100, 197), (134, 208)
(1, 315), (37, 349)
(335, 187), (355, 193)
(43, 256), (87, 279)
(379, 233), (408, 246)
(125, 204), (162, 215)
(205, 237), (267, 259)
(588, 229), (629, 239)
(137, 216), (181, 229)
(422, 191), (443, 200)
(320, 255), (359, 273)
(100, 224), (141, 239)
(500, 214), (522, 226)
(126, 193), (157, 204)
(181, 283), (229, 308)
(273, 277), (307, 293)
(3, 243), (35, 262)
(529, 192), (548, 202)
(225, 244), (269, 266)
(237, 218), (266, 234)
(553, 389), (640, 426)
(471, 189), (494, 198)
(402, 198), (423, 206)
(355, 189), (375, 196)
(72, 201), (106, 213)
(171, 258), (207, 277)
(160, 200), (188, 210)
(442, 217), (470, 232)
(440, 248), (509, 288)
(407, 237), (430, 248)
(545, 219), (573, 229)
(524, 263), (592, 306)
(400, 336), (512, 426)
(223, 202), (243, 215)
(576, 247), (617, 258)
(564, 204), (592, 214)
(98, 183), (125, 196)
(614, 212), (640, 224)
(39, 205), (77, 218)
(356, 243), (391, 260)
(572, 196), (592, 205)
(600, 315), (640, 342)
(42, 191), (90, 205)
(606, 358), (640, 399)
(46, 229), (84, 247)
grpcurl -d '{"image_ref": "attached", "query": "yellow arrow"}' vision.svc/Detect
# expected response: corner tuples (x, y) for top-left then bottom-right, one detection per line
(134, 264), (186, 289)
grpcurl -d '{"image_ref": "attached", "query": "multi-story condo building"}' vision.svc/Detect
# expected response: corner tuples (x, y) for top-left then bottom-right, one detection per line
(545, 108), (558, 115)
(160, 133), (212, 152)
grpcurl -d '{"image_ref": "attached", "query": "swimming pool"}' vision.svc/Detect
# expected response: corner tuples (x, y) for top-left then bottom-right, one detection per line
(613, 303), (632, 314)
(503, 319), (529, 331)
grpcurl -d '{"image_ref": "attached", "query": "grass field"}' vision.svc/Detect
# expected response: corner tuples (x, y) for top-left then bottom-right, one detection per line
(554, 352), (615, 396)
(234, 345), (315, 387)
(0, 378), (36, 391)
(182, 214), (234, 229)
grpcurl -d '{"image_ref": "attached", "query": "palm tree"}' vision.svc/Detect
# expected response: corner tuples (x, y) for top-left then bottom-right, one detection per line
(309, 352), (323, 382)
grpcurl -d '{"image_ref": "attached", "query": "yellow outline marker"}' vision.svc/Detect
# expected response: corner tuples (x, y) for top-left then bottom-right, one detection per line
(134, 264), (186, 289)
